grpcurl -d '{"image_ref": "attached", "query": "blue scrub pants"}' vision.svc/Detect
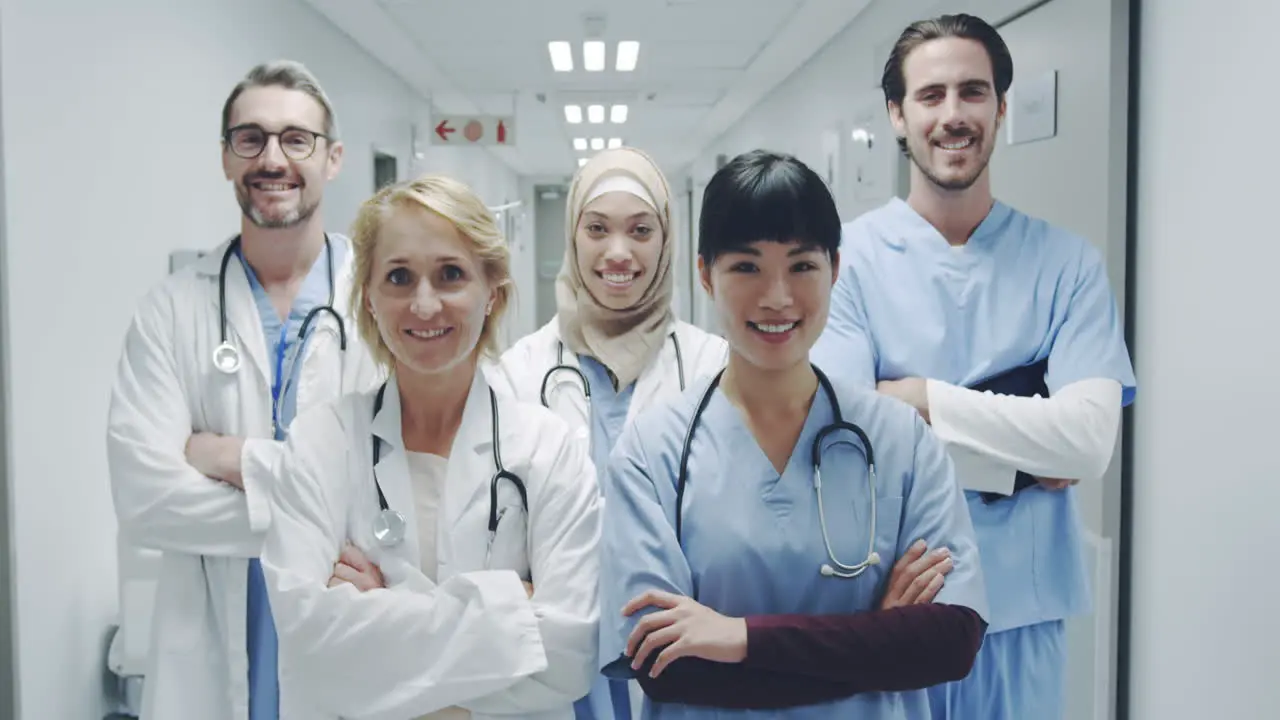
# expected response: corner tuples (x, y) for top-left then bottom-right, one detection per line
(247, 558), (280, 719)
(927, 620), (1065, 720)
(574, 674), (632, 720)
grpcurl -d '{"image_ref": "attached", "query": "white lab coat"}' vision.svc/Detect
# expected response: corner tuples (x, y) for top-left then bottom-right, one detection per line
(260, 370), (601, 720)
(106, 235), (382, 720)
(484, 317), (727, 719)
(485, 317), (729, 431)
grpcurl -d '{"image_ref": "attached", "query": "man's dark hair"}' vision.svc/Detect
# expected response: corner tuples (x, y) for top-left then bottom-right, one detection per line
(697, 149), (841, 266)
(881, 14), (1014, 152)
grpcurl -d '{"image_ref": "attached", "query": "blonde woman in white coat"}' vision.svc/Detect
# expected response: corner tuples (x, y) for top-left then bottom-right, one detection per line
(488, 148), (727, 720)
(260, 175), (602, 719)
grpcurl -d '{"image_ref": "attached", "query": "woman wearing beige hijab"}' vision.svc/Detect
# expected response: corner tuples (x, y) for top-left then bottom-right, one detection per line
(488, 147), (728, 720)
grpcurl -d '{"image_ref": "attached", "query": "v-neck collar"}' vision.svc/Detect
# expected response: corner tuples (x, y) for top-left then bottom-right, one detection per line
(708, 382), (831, 480)
(880, 196), (1013, 254)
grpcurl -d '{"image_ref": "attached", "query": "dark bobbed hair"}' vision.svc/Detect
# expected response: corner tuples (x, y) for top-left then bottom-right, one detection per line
(697, 149), (841, 266)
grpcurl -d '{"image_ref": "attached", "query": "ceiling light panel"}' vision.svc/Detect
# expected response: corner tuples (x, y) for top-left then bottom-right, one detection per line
(610, 104), (628, 123)
(573, 138), (587, 151)
(587, 104), (605, 123)
(615, 41), (639, 71)
(583, 41), (606, 72)
(565, 105), (583, 124)
(548, 41), (573, 72)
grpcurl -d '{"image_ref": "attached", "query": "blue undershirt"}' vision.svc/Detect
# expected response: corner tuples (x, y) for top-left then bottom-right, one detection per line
(574, 355), (634, 720)
(237, 240), (344, 719)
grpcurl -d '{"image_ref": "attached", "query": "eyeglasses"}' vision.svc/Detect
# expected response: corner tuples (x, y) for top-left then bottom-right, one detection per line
(223, 124), (330, 161)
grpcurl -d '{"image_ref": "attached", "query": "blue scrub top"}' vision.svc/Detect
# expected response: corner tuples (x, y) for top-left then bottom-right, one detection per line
(238, 239), (344, 720)
(810, 197), (1137, 633)
(598, 371), (988, 719)
(579, 356), (636, 481)
(576, 355), (636, 720)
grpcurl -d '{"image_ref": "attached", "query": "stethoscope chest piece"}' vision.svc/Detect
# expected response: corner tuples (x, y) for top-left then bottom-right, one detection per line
(212, 342), (241, 374)
(372, 508), (407, 548)
(211, 233), (344, 379)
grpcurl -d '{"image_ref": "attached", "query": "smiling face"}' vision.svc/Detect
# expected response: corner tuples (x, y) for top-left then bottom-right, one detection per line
(700, 239), (838, 372)
(364, 204), (496, 378)
(889, 37), (1005, 193)
(221, 85), (343, 228)
(574, 191), (663, 310)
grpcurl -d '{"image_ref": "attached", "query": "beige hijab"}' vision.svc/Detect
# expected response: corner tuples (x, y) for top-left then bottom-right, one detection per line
(555, 147), (674, 389)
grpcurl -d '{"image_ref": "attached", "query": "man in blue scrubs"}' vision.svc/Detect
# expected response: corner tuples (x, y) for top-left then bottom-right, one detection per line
(810, 14), (1136, 720)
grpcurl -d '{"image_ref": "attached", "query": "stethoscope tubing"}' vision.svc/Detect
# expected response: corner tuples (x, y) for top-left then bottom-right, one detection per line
(673, 364), (879, 578)
(212, 234), (347, 381)
(370, 381), (529, 547)
(539, 332), (686, 409)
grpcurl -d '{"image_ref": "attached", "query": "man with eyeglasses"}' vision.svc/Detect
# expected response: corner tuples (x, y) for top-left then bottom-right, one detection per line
(107, 60), (380, 719)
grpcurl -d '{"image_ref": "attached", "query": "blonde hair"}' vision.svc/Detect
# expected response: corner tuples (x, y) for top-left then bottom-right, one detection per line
(349, 174), (513, 372)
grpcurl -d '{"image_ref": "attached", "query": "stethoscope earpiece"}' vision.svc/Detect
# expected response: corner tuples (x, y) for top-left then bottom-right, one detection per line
(820, 550), (880, 578)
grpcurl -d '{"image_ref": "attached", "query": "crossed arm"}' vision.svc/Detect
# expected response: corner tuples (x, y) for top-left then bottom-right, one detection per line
(598, 420), (988, 710)
(877, 376), (1123, 485)
(614, 547), (979, 709)
(106, 296), (279, 556)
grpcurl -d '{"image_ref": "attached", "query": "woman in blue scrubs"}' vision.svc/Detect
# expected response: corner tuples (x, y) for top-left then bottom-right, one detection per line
(597, 149), (989, 719)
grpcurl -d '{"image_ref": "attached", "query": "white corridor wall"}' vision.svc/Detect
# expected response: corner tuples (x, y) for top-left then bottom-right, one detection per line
(0, 0), (519, 717)
(1128, 0), (1279, 717)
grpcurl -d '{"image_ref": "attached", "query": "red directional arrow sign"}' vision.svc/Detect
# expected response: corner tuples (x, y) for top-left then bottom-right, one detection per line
(428, 115), (515, 146)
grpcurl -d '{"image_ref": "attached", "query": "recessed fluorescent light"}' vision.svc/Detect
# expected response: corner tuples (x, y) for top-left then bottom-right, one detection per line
(615, 41), (639, 71)
(578, 158), (589, 168)
(608, 138), (622, 149)
(573, 138), (587, 151)
(564, 105), (583, 124)
(548, 41), (573, 72)
(583, 40), (606, 72)
(587, 104), (605, 123)
(590, 138), (604, 150)
(610, 104), (628, 123)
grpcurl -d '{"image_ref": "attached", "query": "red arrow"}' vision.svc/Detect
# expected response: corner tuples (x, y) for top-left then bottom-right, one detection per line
(497, 120), (507, 144)
(435, 120), (455, 141)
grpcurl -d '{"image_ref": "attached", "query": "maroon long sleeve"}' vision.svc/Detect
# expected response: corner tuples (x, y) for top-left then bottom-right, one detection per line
(633, 604), (985, 709)
(743, 603), (986, 687)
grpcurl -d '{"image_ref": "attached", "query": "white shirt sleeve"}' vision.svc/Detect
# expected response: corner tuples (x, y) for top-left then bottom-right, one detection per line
(926, 377), (1123, 481)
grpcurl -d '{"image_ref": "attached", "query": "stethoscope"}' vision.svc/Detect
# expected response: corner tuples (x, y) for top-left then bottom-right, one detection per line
(211, 234), (348, 376)
(539, 331), (686, 408)
(675, 364), (882, 579)
(368, 382), (530, 566)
